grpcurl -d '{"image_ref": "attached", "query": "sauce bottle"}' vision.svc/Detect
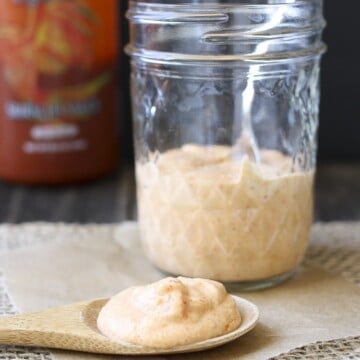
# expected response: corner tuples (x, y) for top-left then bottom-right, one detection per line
(0, 0), (120, 184)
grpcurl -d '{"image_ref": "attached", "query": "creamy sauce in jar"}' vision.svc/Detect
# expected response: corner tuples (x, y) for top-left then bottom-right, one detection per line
(136, 144), (314, 282)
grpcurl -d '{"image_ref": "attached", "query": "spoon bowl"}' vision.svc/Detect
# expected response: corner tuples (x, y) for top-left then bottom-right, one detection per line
(0, 295), (259, 355)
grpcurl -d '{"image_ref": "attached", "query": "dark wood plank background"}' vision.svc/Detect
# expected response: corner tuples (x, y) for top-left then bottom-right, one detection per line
(0, 163), (359, 223)
(1, 2), (360, 224)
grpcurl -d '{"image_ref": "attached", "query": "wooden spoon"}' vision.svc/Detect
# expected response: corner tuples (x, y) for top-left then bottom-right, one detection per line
(0, 295), (259, 355)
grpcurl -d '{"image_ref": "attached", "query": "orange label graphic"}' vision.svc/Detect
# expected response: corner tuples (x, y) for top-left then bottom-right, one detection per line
(0, 0), (120, 184)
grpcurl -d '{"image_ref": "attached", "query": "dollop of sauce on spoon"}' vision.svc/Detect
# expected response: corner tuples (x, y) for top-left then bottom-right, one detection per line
(97, 277), (242, 349)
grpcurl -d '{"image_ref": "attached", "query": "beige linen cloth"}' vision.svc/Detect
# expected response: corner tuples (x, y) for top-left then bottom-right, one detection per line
(0, 222), (359, 360)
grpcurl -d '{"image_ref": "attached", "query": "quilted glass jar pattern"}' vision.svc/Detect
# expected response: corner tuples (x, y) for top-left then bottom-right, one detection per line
(126, 0), (326, 289)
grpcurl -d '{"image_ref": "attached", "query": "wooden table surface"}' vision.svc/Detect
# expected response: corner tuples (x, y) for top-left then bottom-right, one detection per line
(0, 163), (359, 223)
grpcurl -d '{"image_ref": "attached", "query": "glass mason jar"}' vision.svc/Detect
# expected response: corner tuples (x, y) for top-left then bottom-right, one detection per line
(126, 0), (326, 289)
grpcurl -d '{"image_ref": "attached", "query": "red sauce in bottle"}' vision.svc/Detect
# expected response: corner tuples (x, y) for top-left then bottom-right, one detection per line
(0, 0), (120, 184)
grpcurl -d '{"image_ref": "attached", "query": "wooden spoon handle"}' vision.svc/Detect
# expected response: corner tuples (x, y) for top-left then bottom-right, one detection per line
(0, 314), (52, 347)
(0, 306), (93, 350)
(0, 300), (129, 354)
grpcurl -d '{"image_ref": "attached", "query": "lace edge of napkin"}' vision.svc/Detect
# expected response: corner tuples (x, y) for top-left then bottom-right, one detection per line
(0, 272), (54, 360)
(271, 336), (360, 359)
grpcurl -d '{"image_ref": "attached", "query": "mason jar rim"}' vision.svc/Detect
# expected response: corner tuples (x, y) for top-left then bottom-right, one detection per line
(125, 45), (326, 65)
(126, 0), (326, 64)
(129, 0), (322, 6)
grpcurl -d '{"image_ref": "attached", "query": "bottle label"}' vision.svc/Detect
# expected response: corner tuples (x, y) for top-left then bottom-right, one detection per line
(0, 0), (119, 182)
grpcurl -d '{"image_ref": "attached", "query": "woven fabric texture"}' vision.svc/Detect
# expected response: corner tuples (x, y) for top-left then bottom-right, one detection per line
(0, 222), (359, 359)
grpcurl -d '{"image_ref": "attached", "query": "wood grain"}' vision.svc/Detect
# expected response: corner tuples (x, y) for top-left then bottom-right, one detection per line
(0, 296), (259, 355)
(0, 299), (142, 354)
